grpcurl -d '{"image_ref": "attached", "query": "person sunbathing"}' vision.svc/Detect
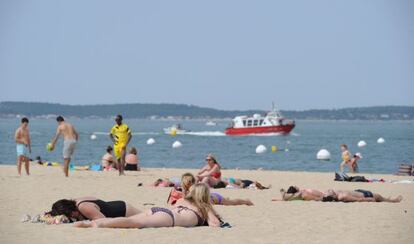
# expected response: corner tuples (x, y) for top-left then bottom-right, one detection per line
(151, 178), (178, 187)
(47, 197), (142, 221)
(272, 186), (325, 201)
(168, 173), (253, 206)
(220, 177), (270, 190)
(322, 189), (403, 203)
(74, 183), (221, 228)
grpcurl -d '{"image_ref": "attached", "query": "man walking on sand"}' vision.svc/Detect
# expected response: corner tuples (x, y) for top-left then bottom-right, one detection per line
(109, 114), (132, 176)
(14, 117), (31, 176)
(50, 116), (79, 177)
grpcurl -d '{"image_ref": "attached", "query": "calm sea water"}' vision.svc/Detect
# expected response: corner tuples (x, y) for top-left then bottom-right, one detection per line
(0, 118), (413, 174)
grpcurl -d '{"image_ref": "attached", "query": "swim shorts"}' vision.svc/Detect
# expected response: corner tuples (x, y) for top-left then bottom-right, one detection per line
(114, 144), (126, 160)
(16, 144), (28, 157)
(63, 139), (76, 159)
(355, 189), (373, 198)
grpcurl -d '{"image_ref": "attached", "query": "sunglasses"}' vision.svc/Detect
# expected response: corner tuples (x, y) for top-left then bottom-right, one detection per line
(206, 158), (213, 161)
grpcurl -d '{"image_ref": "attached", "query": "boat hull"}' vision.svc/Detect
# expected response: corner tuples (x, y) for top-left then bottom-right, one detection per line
(225, 124), (295, 136)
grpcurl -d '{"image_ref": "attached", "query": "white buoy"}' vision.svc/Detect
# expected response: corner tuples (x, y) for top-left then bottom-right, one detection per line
(90, 134), (97, 140)
(358, 140), (367, 148)
(172, 141), (182, 148)
(377, 137), (385, 144)
(255, 145), (267, 154)
(146, 138), (156, 145)
(316, 149), (331, 160)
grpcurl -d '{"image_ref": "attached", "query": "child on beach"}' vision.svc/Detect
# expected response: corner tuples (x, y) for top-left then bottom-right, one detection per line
(339, 144), (352, 173)
(14, 117), (31, 176)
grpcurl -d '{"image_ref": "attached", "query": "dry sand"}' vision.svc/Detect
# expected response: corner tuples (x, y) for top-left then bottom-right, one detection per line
(0, 164), (413, 244)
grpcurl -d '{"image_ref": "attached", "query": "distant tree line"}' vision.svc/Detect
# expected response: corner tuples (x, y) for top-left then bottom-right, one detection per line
(0, 102), (413, 120)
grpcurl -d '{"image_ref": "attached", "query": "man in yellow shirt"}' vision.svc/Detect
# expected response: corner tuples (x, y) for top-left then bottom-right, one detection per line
(109, 115), (132, 175)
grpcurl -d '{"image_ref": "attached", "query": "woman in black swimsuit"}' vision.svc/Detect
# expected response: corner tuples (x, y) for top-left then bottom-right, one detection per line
(47, 197), (142, 221)
(74, 183), (221, 228)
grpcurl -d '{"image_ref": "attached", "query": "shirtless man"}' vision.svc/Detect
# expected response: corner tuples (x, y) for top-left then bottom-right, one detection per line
(322, 189), (402, 203)
(273, 186), (325, 201)
(14, 117), (31, 176)
(50, 116), (79, 177)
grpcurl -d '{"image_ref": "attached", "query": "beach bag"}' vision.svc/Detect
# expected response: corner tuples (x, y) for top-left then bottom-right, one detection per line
(167, 188), (184, 205)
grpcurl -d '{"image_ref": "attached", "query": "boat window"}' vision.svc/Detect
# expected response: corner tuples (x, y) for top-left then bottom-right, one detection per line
(253, 120), (258, 126)
(259, 119), (264, 125)
(247, 120), (252, 126)
(242, 120), (247, 126)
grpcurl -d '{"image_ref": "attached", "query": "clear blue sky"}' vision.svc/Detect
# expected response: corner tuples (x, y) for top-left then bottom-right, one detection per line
(1, 0), (413, 110)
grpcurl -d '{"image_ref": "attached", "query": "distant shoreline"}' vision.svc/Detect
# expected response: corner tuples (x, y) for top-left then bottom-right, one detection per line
(1, 101), (414, 120)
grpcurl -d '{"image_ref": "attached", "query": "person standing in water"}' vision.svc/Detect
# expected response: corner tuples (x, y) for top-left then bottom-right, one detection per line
(339, 144), (352, 173)
(50, 116), (79, 177)
(14, 117), (31, 176)
(109, 115), (132, 175)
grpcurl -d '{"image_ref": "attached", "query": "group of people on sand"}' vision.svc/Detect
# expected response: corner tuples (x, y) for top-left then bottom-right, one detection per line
(45, 171), (402, 230)
(101, 146), (140, 172)
(14, 116), (79, 177)
(47, 169), (258, 229)
(14, 114), (138, 177)
(274, 186), (402, 203)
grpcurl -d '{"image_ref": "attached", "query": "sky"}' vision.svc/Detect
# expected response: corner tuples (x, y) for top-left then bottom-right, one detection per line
(0, 0), (413, 110)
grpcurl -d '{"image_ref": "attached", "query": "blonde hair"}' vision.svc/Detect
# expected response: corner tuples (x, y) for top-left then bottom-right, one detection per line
(184, 183), (217, 222)
(181, 172), (196, 194)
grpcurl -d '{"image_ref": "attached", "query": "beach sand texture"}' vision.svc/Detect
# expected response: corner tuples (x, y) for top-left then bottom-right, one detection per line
(1, 165), (413, 244)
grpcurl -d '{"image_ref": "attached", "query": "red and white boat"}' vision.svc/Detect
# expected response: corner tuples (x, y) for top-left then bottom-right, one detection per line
(225, 106), (295, 136)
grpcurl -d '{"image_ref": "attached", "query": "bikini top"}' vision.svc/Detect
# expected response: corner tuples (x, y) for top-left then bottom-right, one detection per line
(176, 205), (205, 226)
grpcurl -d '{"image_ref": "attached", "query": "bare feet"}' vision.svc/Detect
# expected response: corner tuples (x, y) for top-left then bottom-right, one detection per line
(394, 195), (403, 203)
(74, 220), (97, 228)
(245, 199), (254, 206)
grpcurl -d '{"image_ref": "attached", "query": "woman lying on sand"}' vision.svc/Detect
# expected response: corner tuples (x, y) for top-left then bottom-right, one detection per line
(272, 186), (325, 201)
(168, 173), (253, 206)
(322, 189), (403, 203)
(74, 183), (221, 228)
(47, 197), (142, 221)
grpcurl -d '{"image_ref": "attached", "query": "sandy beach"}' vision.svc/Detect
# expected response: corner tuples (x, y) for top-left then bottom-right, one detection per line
(0, 164), (413, 244)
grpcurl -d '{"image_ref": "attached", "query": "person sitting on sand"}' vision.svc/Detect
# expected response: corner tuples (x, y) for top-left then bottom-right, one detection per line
(272, 186), (325, 201)
(74, 183), (221, 228)
(101, 146), (116, 171)
(197, 154), (222, 187)
(218, 177), (270, 190)
(125, 147), (140, 171)
(168, 173), (253, 206)
(47, 197), (142, 221)
(322, 189), (403, 203)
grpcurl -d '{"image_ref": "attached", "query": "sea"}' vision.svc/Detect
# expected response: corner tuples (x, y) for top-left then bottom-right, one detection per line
(1, 118), (413, 174)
